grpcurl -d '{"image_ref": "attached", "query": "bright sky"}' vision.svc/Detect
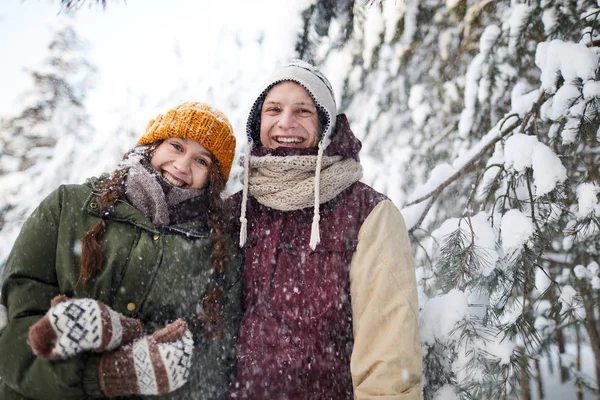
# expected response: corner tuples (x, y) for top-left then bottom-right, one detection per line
(0, 0), (312, 139)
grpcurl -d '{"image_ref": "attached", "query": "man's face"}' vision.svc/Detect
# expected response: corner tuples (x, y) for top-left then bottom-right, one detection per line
(259, 81), (320, 149)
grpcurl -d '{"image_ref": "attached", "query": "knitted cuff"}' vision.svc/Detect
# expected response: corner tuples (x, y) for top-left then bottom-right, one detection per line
(98, 345), (139, 397)
(99, 339), (171, 397)
(120, 316), (144, 346)
(98, 320), (193, 397)
(97, 302), (144, 351)
(28, 316), (57, 358)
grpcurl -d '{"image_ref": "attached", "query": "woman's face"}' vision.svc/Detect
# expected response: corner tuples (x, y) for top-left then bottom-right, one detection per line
(150, 137), (212, 190)
(259, 81), (320, 149)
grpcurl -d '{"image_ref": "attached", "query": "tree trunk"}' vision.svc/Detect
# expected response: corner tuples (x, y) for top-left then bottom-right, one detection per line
(520, 347), (531, 400)
(535, 358), (544, 399)
(549, 289), (570, 381)
(575, 326), (583, 400)
(578, 280), (600, 396)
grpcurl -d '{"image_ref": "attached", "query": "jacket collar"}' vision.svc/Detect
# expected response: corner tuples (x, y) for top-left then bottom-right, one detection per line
(83, 176), (209, 238)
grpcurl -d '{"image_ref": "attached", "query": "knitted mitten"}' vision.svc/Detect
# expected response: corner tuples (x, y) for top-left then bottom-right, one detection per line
(28, 296), (144, 360)
(99, 319), (194, 397)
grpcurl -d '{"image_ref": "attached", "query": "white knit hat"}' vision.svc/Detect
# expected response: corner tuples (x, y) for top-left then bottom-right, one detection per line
(239, 60), (337, 250)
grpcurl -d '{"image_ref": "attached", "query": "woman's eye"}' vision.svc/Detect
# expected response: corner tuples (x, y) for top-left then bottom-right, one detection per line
(264, 107), (280, 113)
(298, 108), (312, 114)
(196, 158), (208, 166)
(171, 143), (183, 152)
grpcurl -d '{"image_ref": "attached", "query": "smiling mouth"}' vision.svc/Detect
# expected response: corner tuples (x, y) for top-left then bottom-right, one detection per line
(274, 136), (304, 144)
(162, 171), (188, 188)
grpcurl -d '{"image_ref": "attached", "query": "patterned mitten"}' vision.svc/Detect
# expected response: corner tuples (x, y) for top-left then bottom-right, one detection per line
(99, 319), (194, 397)
(28, 296), (144, 360)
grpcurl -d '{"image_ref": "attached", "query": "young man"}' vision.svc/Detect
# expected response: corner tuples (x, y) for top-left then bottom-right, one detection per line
(226, 60), (422, 399)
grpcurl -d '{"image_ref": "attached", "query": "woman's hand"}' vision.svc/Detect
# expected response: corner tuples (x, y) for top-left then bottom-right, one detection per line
(28, 296), (144, 360)
(99, 319), (194, 397)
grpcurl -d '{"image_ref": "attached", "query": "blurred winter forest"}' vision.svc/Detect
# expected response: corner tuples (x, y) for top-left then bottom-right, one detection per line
(1, 0), (600, 399)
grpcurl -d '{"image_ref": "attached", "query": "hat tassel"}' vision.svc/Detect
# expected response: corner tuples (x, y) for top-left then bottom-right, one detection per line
(309, 145), (324, 250)
(239, 141), (253, 247)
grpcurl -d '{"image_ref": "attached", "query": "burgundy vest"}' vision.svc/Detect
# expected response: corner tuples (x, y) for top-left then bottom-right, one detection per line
(226, 182), (386, 399)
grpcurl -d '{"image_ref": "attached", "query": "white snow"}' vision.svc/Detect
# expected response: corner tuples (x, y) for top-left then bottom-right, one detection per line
(507, 4), (534, 53)
(531, 141), (567, 196)
(583, 80), (600, 100)
(588, 261), (600, 276)
(574, 264), (591, 279)
(420, 289), (469, 345)
(576, 183), (600, 218)
(501, 209), (534, 253)
(511, 86), (540, 117)
(469, 213), (498, 276)
(433, 384), (459, 400)
(407, 163), (456, 204)
(504, 134), (539, 173)
(362, 5), (384, 69)
(503, 133), (567, 196)
(408, 84), (432, 129)
(541, 8), (557, 36)
(429, 212), (498, 277)
(536, 40), (599, 92)
(544, 83), (581, 121)
(559, 285), (585, 320)
(535, 267), (552, 294)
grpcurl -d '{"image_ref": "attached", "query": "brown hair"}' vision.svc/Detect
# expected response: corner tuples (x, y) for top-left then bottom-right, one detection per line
(79, 144), (228, 338)
(196, 158), (227, 339)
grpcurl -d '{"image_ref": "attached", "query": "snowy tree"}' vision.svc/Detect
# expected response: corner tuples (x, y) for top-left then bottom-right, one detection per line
(0, 23), (96, 266)
(296, 0), (600, 398)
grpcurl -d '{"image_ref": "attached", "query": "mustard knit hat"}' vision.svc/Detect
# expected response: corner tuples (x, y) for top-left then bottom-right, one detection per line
(138, 102), (236, 180)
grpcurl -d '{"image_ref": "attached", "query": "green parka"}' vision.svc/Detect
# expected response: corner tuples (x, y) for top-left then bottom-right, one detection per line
(0, 177), (242, 400)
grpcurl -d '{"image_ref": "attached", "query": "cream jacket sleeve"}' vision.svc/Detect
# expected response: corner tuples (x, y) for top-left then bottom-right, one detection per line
(350, 199), (423, 400)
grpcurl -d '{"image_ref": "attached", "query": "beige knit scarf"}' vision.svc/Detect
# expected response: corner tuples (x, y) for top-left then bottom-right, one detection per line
(247, 154), (363, 211)
(239, 151), (363, 250)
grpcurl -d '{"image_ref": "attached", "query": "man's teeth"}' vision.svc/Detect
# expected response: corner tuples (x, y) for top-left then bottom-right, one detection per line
(163, 172), (185, 187)
(275, 136), (303, 143)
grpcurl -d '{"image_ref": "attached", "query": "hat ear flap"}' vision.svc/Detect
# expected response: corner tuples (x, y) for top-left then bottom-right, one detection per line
(316, 105), (329, 140)
(251, 98), (265, 143)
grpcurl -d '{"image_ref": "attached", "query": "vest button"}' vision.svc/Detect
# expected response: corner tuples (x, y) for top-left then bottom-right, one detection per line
(127, 302), (136, 311)
(153, 234), (160, 241)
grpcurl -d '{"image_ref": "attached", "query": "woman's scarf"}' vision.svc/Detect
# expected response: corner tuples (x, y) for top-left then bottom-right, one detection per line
(125, 162), (207, 227)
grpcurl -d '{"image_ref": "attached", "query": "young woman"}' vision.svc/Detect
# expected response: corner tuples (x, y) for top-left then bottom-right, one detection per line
(0, 102), (242, 399)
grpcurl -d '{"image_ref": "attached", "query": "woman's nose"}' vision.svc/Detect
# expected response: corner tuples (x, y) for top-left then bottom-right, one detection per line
(173, 156), (191, 173)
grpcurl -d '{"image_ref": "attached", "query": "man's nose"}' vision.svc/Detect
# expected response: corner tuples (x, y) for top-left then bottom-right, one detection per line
(278, 110), (296, 130)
